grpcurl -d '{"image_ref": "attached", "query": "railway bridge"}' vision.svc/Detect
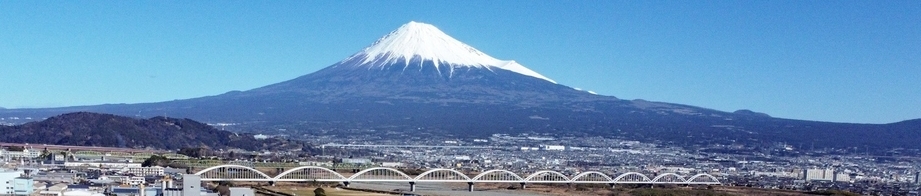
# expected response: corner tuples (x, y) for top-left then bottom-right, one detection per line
(194, 164), (721, 192)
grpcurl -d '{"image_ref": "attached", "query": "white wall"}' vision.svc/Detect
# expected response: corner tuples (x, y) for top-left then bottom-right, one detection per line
(0, 170), (25, 195)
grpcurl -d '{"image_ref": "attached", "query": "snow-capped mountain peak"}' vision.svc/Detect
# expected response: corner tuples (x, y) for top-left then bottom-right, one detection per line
(340, 21), (556, 83)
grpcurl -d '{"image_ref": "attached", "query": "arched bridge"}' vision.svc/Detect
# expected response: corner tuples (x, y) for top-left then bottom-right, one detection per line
(194, 165), (720, 192)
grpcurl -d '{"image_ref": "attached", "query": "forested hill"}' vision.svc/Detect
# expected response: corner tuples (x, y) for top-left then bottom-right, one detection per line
(0, 112), (302, 151)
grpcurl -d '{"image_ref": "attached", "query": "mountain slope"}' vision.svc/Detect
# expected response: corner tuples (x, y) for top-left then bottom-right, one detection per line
(0, 112), (302, 151)
(244, 21), (581, 105)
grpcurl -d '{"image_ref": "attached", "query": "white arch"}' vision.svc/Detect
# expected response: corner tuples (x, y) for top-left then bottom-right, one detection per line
(686, 173), (720, 183)
(524, 170), (571, 182)
(274, 166), (347, 180)
(348, 167), (413, 181)
(194, 164), (273, 179)
(570, 171), (614, 182)
(612, 172), (651, 182)
(414, 168), (472, 181)
(186, 166), (716, 185)
(472, 169), (524, 182)
(651, 173), (687, 182)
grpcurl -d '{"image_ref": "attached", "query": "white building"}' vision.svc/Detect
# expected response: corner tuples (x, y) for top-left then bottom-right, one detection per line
(914, 172), (921, 185)
(540, 145), (565, 151)
(63, 161), (141, 168)
(660, 167), (696, 175)
(804, 168), (848, 182)
(519, 147), (535, 151)
(0, 149), (40, 159)
(125, 166), (164, 176)
(835, 172), (851, 182)
(380, 162), (403, 167)
(298, 161), (333, 167)
(12, 177), (34, 196)
(126, 177), (145, 186)
(1, 169), (26, 195)
(805, 168), (832, 181)
(341, 158), (371, 164)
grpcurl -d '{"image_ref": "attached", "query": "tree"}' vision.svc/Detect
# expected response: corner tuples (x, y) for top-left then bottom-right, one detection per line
(178, 147), (211, 158)
(313, 188), (326, 196)
(217, 181), (235, 187)
(214, 183), (231, 196)
(142, 155), (171, 167)
(6, 146), (25, 151)
(39, 148), (52, 160)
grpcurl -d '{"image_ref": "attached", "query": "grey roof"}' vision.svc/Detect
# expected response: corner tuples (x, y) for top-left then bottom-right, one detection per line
(67, 184), (90, 189)
(111, 188), (140, 194)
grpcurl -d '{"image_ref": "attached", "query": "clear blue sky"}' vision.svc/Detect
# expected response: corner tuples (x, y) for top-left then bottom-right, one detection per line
(1, 1), (919, 124)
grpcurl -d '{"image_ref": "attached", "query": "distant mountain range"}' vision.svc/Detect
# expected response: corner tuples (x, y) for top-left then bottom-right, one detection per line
(0, 112), (305, 151)
(1, 21), (919, 153)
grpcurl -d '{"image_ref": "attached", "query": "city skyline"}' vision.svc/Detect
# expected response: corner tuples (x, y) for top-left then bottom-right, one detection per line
(1, 1), (919, 123)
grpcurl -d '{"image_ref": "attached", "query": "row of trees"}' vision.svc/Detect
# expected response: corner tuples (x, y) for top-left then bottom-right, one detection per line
(141, 155), (171, 167)
(37, 148), (74, 161)
(3, 146), (25, 151)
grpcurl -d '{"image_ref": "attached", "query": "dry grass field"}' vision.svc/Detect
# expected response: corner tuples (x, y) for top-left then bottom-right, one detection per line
(263, 186), (391, 196)
(248, 182), (858, 196)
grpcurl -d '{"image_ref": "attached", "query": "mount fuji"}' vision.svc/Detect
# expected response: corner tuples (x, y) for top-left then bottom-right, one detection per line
(2, 22), (920, 152)
(339, 21), (555, 83)
(248, 21), (598, 105)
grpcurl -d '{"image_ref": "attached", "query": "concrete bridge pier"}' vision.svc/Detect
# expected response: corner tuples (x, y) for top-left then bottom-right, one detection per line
(520, 183), (527, 189)
(467, 182), (474, 192)
(409, 182), (416, 192)
(609, 183), (616, 189)
(342, 181), (350, 187)
(268, 181), (275, 186)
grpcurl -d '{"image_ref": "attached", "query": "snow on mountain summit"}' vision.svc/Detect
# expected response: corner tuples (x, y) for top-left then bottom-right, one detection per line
(340, 21), (556, 83)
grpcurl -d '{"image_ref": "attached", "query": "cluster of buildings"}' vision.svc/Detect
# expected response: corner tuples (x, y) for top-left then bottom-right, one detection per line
(803, 168), (852, 182)
(519, 145), (566, 151)
(0, 145), (255, 196)
(298, 131), (921, 194)
(0, 164), (254, 196)
(0, 127), (919, 196)
(0, 150), (41, 161)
